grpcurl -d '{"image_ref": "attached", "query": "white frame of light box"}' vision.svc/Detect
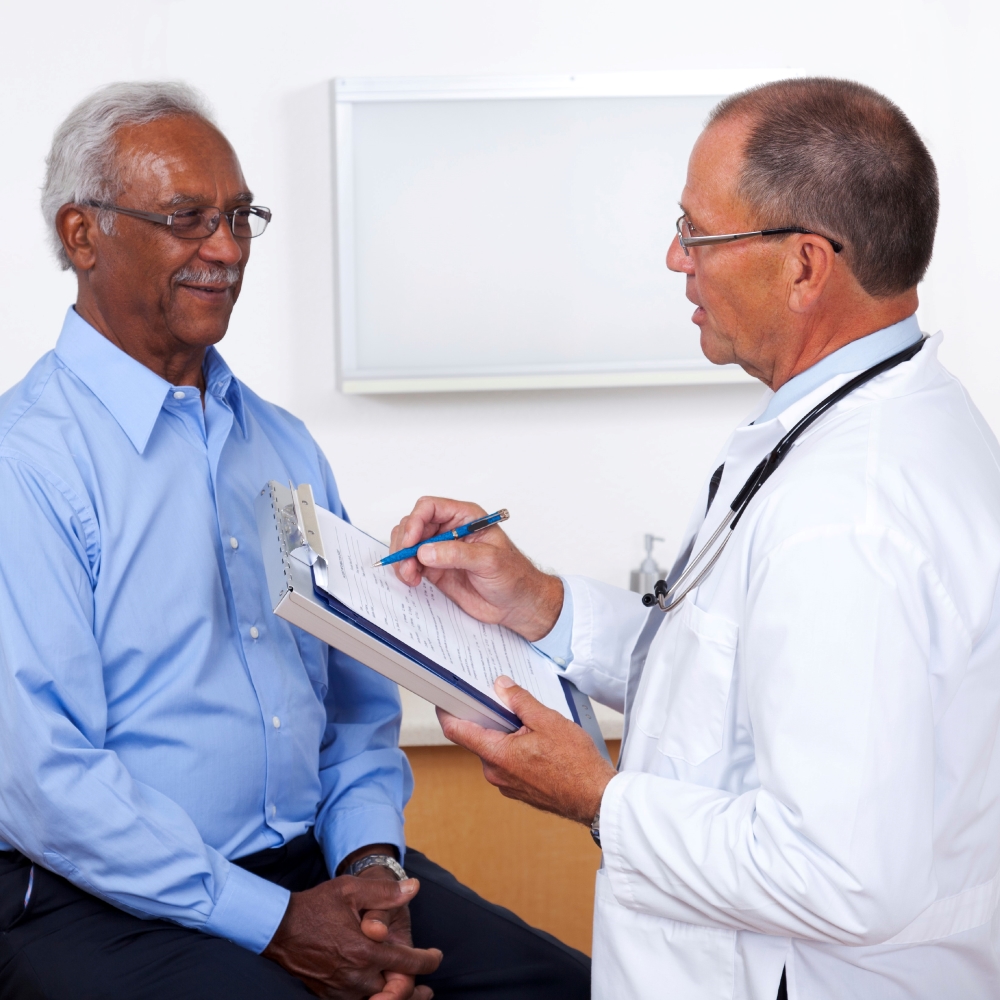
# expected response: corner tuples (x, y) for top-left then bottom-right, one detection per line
(331, 71), (797, 394)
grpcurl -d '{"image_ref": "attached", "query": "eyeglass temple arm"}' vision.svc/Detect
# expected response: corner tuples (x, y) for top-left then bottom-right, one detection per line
(761, 227), (844, 253)
(682, 227), (843, 253)
(85, 202), (171, 226)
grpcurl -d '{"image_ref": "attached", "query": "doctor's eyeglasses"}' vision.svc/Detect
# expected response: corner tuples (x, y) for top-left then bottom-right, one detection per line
(675, 214), (843, 256)
(85, 202), (272, 240)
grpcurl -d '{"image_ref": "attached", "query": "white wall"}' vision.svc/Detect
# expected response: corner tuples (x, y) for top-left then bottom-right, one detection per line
(3, 0), (998, 588)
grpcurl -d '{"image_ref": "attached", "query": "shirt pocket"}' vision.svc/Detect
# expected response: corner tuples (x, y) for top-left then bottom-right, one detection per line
(634, 600), (739, 765)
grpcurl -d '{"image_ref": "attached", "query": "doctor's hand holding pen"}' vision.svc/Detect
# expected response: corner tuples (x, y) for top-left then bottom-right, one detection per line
(388, 497), (616, 826)
(388, 496), (564, 641)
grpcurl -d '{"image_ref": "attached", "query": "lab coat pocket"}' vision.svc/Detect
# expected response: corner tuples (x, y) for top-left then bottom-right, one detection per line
(592, 868), (736, 999)
(634, 600), (738, 765)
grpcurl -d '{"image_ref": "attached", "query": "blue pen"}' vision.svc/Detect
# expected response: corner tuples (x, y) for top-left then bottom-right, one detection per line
(373, 510), (510, 568)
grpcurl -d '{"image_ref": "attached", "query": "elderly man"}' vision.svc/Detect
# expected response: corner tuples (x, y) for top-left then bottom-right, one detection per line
(388, 78), (1000, 999)
(0, 83), (590, 1000)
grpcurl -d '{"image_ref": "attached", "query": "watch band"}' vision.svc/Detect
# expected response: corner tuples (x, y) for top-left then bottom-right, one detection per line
(345, 854), (407, 881)
(590, 806), (601, 848)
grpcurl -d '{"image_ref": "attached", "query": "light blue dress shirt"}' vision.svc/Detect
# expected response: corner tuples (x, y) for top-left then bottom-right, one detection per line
(0, 308), (411, 954)
(533, 314), (924, 667)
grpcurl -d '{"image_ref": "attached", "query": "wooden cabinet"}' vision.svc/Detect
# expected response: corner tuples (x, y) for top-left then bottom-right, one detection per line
(403, 741), (620, 956)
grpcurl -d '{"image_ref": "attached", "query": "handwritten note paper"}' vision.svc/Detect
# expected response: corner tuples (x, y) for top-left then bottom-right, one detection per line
(315, 506), (572, 718)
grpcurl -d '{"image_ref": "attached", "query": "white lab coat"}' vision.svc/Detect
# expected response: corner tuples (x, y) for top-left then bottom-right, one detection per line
(561, 336), (1000, 999)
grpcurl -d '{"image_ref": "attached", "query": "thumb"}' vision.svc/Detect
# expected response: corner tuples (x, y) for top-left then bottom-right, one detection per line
(493, 675), (552, 726)
(437, 707), (512, 758)
(346, 876), (419, 911)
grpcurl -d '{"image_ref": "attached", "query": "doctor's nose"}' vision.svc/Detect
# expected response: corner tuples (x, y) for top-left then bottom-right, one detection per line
(667, 235), (693, 274)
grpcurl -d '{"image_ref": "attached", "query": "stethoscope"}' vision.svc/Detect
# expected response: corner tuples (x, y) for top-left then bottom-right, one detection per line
(643, 337), (926, 613)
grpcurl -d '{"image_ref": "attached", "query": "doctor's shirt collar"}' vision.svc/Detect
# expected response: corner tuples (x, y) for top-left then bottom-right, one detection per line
(754, 313), (923, 426)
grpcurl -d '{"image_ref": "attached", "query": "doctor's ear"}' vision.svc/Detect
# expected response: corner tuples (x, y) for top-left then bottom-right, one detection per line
(56, 203), (100, 272)
(785, 235), (838, 313)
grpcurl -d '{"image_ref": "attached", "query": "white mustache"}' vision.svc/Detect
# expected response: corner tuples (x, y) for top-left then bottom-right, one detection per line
(173, 263), (241, 286)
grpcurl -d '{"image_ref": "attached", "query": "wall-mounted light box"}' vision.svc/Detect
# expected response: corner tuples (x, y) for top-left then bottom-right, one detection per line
(331, 71), (795, 394)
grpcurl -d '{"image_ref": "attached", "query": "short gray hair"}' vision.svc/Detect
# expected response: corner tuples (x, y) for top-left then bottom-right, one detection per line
(41, 81), (216, 270)
(708, 78), (938, 297)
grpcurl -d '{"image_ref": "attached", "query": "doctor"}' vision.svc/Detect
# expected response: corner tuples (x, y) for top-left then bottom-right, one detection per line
(387, 77), (1000, 999)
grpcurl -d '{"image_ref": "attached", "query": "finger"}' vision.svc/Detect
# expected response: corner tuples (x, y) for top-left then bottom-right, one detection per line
(376, 943), (444, 977)
(392, 555), (424, 587)
(361, 908), (391, 941)
(404, 497), (487, 547)
(389, 520), (404, 551)
(370, 971), (435, 1000)
(416, 537), (506, 576)
(368, 970), (416, 1000)
(389, 517), (406, 552)
(436, 710), (511, 759)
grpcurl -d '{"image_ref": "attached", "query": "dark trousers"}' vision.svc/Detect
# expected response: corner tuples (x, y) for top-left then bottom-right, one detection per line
(0, 835), (589, 999)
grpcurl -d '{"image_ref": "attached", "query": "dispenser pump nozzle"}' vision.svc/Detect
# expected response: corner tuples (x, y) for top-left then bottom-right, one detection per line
(639, 533), (664, 574)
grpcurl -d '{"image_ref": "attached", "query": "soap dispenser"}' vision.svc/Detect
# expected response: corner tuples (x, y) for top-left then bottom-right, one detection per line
(630, 534), (665, 594)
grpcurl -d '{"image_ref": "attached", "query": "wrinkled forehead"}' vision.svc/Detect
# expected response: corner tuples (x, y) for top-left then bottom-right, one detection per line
(112, 115), (250, 207)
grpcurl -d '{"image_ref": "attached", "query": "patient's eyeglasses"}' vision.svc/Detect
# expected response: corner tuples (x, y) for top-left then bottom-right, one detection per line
(675, 214), (843, 256)
(85, 202), (272, 239)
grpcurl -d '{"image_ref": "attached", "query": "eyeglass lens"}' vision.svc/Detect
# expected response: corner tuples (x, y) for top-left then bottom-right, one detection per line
(171, 207), (269, 239)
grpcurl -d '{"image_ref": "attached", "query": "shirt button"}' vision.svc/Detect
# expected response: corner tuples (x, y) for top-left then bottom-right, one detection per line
(554, 657), (566, 667)
(173, 390), (185, 400)
(271, 804), (277, 817)
(250, 626), (260, 640)
(272, 716), (281, 729)
(229, 536), (239, 550)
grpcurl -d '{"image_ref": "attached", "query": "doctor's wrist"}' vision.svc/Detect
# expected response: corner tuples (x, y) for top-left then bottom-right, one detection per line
(515, 573), (565, 643)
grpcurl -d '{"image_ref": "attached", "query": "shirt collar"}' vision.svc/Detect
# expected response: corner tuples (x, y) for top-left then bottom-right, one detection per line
(55, 307), (171, 454)
(756, 314), (923, 424)
(54, 307), (247, 453)
(203, 345), (247, 437)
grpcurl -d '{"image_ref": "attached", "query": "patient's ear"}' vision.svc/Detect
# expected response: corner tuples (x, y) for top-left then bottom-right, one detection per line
(56, 204), (99, 272)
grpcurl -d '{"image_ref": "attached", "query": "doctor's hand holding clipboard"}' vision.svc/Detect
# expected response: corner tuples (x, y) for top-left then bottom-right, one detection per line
(387, 496), (617, 826)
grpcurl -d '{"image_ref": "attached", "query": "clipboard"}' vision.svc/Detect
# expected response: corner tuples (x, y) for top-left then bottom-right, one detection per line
(255, 481), (611, 761)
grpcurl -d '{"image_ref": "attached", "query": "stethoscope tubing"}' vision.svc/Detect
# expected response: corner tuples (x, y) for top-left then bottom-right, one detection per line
(644, 337), (927, 613)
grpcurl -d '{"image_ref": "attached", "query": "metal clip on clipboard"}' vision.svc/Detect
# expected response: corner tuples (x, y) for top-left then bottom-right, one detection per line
(255, 481), (611, 760)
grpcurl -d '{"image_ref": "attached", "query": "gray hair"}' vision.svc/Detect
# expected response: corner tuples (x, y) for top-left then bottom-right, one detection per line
(708, 78), (938, 297)
(41, 81), (216, 269)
